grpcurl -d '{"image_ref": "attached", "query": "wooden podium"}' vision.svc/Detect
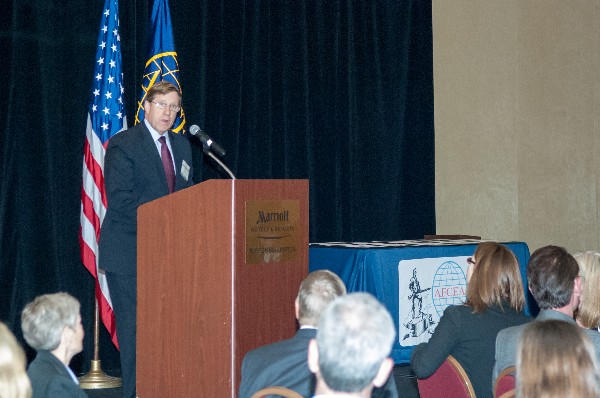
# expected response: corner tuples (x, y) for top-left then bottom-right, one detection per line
(137, 179), (309, 397)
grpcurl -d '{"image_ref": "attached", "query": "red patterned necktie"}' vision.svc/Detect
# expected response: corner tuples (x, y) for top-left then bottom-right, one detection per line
(158, 136), (175, 193)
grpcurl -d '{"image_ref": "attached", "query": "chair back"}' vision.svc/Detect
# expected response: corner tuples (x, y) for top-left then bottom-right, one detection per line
(417, 355), (476, 398)
(494, 366), (516, 398)
(497, 389), (515, 398)
(250, 386), (303, 398)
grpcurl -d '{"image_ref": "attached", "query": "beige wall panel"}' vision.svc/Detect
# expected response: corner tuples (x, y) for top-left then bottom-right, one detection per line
(434, 1), (519, 241)
(516, 2), (597, 252)
(434, 1), (600, 253)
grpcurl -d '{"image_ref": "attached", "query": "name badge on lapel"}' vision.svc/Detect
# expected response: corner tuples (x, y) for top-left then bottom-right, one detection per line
(180, 160), (190, 181)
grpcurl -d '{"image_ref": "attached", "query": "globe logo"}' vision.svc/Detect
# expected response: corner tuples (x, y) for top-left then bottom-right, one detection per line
(431, 261), (467, 317)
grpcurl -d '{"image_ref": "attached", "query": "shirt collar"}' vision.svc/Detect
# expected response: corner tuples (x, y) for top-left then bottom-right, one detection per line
(144, 119), (169, 144)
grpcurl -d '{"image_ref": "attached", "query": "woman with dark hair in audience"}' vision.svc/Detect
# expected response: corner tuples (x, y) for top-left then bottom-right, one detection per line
(21, 292), (87, 398)
(517, 319), (600, 398)
(411, 242), (530, 398)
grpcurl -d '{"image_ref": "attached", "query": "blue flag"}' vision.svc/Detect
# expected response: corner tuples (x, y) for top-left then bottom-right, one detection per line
(136, 0), (185, 133)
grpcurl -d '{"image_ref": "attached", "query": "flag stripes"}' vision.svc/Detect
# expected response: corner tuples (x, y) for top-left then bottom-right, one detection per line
(80, 0), (127, 349)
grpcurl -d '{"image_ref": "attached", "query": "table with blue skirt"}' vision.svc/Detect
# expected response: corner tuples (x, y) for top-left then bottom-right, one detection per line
(308, 239), (533, 364)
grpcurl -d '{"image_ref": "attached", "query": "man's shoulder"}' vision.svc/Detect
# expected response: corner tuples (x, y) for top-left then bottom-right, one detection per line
(583, 329), (600, 345)
(240, 331), (314, 398)
(108, 123), (148, 146)
(497, 322), (527, 341)
(245, 331), (313, 361)
(169, 130), (190, 143)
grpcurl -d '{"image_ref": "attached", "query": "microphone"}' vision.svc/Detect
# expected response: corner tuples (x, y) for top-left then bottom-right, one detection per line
(189, 125), (226, 157)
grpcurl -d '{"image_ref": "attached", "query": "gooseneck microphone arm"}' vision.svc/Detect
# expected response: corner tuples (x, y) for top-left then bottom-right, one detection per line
(203, 148), (236, 180)
(189, 124), (236, 179)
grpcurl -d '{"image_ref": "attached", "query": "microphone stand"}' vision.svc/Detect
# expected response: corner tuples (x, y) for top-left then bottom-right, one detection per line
(204, 148), (236, 179)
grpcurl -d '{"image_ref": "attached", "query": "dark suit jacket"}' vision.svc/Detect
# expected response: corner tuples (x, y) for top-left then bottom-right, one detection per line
(99, 122), (193, 276)
(27, 350), (88, 398)
(493, 309), (600, 388)
(238, 328), (398, 398)
(411, 304), (530, 398)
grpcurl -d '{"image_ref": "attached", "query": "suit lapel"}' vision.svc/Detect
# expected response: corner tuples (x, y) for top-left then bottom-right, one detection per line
(167, 130), (189, 190)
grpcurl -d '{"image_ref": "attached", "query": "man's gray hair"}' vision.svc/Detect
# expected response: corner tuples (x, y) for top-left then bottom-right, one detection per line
(21, 292), (80, 351)
(297, 270), (346, 326)
(317, 292), (395, 392)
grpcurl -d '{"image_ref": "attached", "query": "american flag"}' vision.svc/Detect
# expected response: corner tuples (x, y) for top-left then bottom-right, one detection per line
(135, 0), (185, 133)
(80, 0), (126, 348)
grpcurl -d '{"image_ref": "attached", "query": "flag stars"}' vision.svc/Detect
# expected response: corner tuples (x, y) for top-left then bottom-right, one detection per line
(101, 122), (109, 130)
(100, 41), (106, 49)
(109, 59), (116, 68)
(96, 73), (102, 81)
(92, 104), (97, 112)
(104, 9), (110, 17)
(111, 44), (117, 52)
(97, 57), (104, 65)
(105, 91), (112, 99)
(102, 25), (108, 33)
(113, 29), (118, 36)
(117, 112), (123, 119)
(103, 107), (110, 115)
(93, 89), (100, 96)
(107, 75), (114, 84)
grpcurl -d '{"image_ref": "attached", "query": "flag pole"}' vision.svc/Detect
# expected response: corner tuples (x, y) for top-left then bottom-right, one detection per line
(80, 0), (126, 388)
(79, 298), (122, 389)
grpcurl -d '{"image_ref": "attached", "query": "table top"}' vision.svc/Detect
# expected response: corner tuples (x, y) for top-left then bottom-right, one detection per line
(311, 238), (503, 248)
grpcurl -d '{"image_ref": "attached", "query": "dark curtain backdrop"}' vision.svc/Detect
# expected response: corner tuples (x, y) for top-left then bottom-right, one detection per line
(0, 0), (434, 374)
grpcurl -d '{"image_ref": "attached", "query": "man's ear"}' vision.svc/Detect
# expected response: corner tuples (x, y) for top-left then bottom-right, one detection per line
(574, 275), (582, 296)
(372, 358), (394, 388)
(307, 339), (320, 374)
(295, 297), (300, 321)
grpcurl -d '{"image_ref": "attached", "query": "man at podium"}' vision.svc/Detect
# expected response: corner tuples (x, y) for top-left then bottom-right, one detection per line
(98, 81), (194, 398)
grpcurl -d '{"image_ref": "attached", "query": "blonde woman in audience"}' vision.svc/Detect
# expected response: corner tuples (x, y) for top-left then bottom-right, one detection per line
(0, 322), (31, 398)
(411, 242), (530, 398)
(517, 319), (600, 398)
(574, 251), (600, 331)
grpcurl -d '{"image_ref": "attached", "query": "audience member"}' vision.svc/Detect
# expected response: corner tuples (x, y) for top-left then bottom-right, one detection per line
(516, 319), (600, 398)
(21, 292), (87, 398)
(238, 270), (398, 398)
(574, 251), (600, 330)
(411, 242), (530, 398)
(0, 322), (31, 398)
(308, 292), (395, 398)
(493, 245), (600, 387)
